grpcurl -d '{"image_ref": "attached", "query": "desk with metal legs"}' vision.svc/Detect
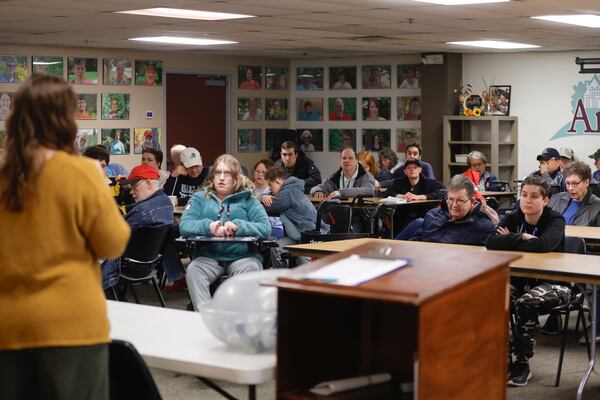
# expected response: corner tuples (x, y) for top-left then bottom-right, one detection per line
(285, 238), (600, 399)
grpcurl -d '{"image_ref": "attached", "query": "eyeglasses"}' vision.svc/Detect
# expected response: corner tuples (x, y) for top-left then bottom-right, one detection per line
(214, 170), (232, 178)
(255, 170), (266, 176)
(446, 197), (471, 206)
(565, 180), (583, 188)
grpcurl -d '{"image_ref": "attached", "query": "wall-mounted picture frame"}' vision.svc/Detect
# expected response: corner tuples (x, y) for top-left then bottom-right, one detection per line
(75, 128), (99, 155)
(297, 129), (323, 153)
(296, 98), (323, 121)
(489, 85), (511, 116)
(133, 128), (161, 153)
(265, 98), (288, 121)
(68, 57), (98, 85)
(396, 128), (421, 155)
(101, 93), (130, 120)
(329, 66), (356, 90)
(135, 60), (163, 86)
(0, 92), (13, 120)
(328, 97), (356, 121)
(102, 128), (130, 155)
(75, 93), (97, 120)
(361, 65), (391, 89)
(265, 66), (288, 90)
(296, 67), (323, 91)
(32, 56), (63, 78)
(397, 96), (422, 121)
(0, 55), (27, 83)
(397, 64), (421, 89)
(329, 129), (356, 152)
(238, 97), (263, 121)
(362, 129), (391, 153)
(0, 130), (6, 151)
(103, 59), (132, 85)
(238, 65), (262, 90)
(265, 129), (296, 153)
(238, 128), (262, 153)
(362, 97), (391, 121)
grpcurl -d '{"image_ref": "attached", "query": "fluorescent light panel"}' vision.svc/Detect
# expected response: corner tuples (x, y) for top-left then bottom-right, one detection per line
(447, 40), (539, 49)
(117, 7), (254, 21)
(408, 0), (509, 5)
(130, 36), (237, 46)
(532, 15), (600, 28)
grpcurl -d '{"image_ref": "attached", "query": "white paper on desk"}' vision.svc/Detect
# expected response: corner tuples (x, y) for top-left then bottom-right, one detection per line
(379, 196), (407, 205)
(303, 254), (408, 286)
(310, 373), (391, 396)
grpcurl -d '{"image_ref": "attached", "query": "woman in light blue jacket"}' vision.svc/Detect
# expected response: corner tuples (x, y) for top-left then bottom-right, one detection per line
(180, 154), (271, 309)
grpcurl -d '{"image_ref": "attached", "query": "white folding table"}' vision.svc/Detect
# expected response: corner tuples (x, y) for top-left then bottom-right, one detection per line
(107, 300), (275, 400)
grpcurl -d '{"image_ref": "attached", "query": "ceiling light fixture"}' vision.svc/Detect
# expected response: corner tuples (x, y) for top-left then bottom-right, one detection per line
(532, 15), (600, 28)
(408, 0), (509, 5)
(129, 36), (237, 46)
(446, 40), (539, 49)
(117, 7), (254, 21)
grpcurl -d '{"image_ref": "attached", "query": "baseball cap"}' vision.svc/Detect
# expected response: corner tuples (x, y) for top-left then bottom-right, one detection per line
(404, 159), (422, 169)
(180, 147), (202, 168)
(143, 129), (153, 138)
(536, 148), (560, 161)
(589, 148), (600, 160)
(122, 164), (159, 185)
(558, 147), (575, 160)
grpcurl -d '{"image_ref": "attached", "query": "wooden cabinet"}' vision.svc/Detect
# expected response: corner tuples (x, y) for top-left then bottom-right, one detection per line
(443, 116), (518, 185)
(274, 241), (518, 399)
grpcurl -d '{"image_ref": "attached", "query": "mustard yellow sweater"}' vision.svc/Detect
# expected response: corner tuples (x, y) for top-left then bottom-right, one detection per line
(0, 151), (130, 350)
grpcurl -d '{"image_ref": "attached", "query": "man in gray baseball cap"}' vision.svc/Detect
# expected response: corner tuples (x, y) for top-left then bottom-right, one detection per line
(590, 148), (600, 181)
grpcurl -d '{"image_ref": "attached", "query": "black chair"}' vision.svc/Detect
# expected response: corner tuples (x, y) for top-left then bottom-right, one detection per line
(109, 340), (162, 400)
(300, 200), (371, 243)
(116, 225), (173, 308)
(553, 236), (590, 387)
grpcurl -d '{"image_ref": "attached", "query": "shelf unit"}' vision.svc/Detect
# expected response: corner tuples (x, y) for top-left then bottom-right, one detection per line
(274, 241), (518, 400)
(443, 116), (518, 185)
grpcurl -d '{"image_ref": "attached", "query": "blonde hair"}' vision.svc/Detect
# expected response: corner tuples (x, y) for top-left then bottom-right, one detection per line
(203, 154), (254, 196)
(357, 151), (379, 176)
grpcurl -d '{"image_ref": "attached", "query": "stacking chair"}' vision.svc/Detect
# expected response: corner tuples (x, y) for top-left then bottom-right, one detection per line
(554, 236), (589, 387)
(300, 200), (370, 243)
(109, 340), (162, 400)
(116, 225), (173, 308)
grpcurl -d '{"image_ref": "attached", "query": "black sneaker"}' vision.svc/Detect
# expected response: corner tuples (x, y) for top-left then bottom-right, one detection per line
(508, 362), (532, 387)
(540, 314), (561, 335)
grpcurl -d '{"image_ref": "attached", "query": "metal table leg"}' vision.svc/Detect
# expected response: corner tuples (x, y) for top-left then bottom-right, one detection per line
(197, 377), (257, 400)
(577, 284), (596, 399)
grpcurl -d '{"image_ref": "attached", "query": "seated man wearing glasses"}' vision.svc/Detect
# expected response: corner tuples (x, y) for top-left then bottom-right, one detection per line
(395, 174), (497, 245)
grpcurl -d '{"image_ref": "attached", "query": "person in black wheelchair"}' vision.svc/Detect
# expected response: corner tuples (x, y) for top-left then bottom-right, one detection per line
(179, 154), (271, 310)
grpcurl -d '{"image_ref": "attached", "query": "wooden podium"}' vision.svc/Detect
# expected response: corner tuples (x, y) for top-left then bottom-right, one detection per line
(274, 241), (520, 399)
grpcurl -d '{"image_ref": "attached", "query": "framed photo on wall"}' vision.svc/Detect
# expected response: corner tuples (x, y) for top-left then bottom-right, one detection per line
(133, 128), (161, 153)
(397, 96), (422, 121)
(0, 55), (27, 83)
(329, 66), (356, 90)
(75, 128), (99, 155)
(362, 97), (391, 121)
(238, 129), (262, 153)
(104, 59), (133, 85)
(296, 129), (323, 152)
(265, 98), (288, 121)
(68, 57), (98, 85)
(362, 129), (391, 153)
(101, 128), (130, 155)
(397, 64), (420, 89)
(101, 93), (130, 120)
(135, 60), (163, 86)
(296, 98), (323, 121)
(32, 56), (64, 77)
(238, 65), (262, 90)
(296, 67), (323, 90)
(265, 66), (288, 90)
(328, 97), (356, 121)
(489, 85), (511, 116)
(329, 129), (356, 152)
(238, 97), (263, 121)
(361, 65), (391, 89)
(75, 93), (97, 120)
(0, 92), (14, 120)
(0, 130), (6, 150)
(396, 128), (421, 155)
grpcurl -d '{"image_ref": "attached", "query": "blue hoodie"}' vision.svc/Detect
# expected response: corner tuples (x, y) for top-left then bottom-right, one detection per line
(179, 189), (271, 261)
(264, 176), (316, 239)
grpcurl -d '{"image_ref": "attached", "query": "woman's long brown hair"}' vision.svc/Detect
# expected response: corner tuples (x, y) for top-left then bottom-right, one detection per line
(0, 75), (78, 212)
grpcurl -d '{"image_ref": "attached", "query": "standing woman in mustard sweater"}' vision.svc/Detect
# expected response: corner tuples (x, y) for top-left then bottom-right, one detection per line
(0, 75), (130, 400)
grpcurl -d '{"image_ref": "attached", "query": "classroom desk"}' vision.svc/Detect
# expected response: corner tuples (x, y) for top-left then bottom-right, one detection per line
(566, 225), (600, 242)
(107, 300), (275, 400)
(307, 195), (381, 205)
(480, 190), (518, 198)
(284, 238), (600, 399)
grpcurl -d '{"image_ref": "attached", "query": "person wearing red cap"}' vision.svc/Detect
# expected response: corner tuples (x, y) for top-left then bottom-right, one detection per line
(134, 129), (155, 154)
(101, 164), (174, 289)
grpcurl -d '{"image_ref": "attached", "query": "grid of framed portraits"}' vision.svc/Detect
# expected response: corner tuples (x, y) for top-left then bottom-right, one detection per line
(72, 127), (162, 156)
(0, 54), (163, 86)
(238, 65), (291, 91)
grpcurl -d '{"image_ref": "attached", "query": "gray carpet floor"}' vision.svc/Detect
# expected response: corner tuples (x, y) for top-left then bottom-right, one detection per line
(130, 283), (600, 400)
